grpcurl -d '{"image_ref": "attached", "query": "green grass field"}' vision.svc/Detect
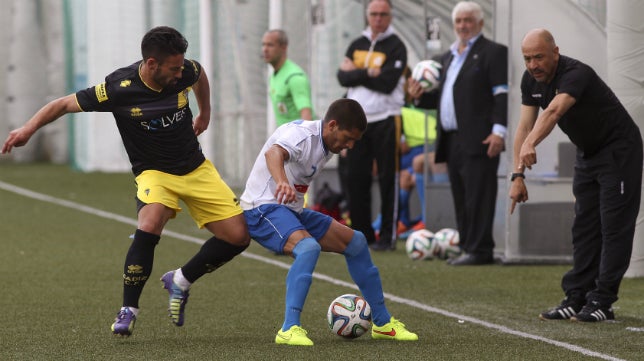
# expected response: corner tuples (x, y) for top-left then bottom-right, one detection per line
(1, 163), (643, 361)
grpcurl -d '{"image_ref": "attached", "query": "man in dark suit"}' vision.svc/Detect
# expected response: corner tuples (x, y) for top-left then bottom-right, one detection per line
(409, 1), (507, 265)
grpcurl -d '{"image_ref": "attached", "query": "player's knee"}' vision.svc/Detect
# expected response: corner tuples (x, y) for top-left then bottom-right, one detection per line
(221, 224), (251, 247)
(230, 229), (251, 247)
(137, 220), (165, 235)
(293, 237), (321, 258)
(343, 231), (368, 257)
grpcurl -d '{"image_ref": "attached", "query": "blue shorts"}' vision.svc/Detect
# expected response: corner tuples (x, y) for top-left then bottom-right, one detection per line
(401, 144), (437, 173)
(400, 145), (424, 173)
(243, 204), (333, 254)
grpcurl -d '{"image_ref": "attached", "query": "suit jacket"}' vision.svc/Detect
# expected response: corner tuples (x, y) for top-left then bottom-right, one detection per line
(418, 36), (508, 163)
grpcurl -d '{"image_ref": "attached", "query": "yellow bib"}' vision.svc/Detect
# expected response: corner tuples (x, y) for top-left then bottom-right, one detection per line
(401, 107), (437, 148)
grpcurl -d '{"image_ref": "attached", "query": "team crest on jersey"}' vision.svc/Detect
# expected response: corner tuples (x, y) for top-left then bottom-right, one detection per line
(120, 79), (132, 87)
(130, 108), (143, 117)
(278, 102), (288, 114)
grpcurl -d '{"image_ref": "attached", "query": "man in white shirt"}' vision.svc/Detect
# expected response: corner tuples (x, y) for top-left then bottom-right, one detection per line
(240, 98), (418, 346)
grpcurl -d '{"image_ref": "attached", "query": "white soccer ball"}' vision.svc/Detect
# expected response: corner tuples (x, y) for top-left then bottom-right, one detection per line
(405, 229), (436, 260)
(433, 228), (462, 260)
(327, 294), (372, 339)
(411, 59), (442, 92)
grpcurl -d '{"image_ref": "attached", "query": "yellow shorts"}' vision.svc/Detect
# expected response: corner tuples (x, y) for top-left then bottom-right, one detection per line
(134, 160), (242, 228)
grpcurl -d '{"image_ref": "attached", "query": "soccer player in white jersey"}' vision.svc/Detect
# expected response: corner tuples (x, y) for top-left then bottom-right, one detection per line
(240, 98), (418, 346)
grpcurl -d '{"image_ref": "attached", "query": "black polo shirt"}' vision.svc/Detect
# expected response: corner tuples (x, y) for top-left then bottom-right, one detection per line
(521, 55), (637, 157)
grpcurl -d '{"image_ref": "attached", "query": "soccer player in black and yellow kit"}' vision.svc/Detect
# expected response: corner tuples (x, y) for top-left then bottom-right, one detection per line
(1, 26), (250, 336)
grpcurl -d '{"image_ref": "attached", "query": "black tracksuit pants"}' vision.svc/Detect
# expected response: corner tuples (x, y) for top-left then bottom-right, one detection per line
(564, 133), (643, 306)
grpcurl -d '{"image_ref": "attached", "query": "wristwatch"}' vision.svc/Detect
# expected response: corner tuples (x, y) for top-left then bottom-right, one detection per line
(510, 172), (525, 181)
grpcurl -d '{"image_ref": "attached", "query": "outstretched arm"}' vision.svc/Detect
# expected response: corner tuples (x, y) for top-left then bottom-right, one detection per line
(2, 94), (81, 154)
(509, 93), (576, 214)
(518, 93), (576, 170)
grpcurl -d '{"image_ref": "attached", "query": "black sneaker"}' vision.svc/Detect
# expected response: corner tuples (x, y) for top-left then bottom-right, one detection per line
(539, 298), (583, 320)
(570, 301), (615, 322)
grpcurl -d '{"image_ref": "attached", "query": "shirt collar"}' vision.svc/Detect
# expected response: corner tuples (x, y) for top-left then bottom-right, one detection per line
(362, 25), (395, 42)
(449, 33), (482, 55)
(318, 120), (329, 155)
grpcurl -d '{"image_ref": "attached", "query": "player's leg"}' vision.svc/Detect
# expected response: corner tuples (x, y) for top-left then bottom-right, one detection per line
(161, 160), (250, 326)
(399, 169), (413, 229)
(399, 145), (423, 229)
(412, 154), (427, 225)
(279, 230), (320, 345)
(319, 221), (418, 341)
(112, 170), (179, 337)
(572, 141), (642, 322)
(346, 126), (376, 243)
(540, 164), (598, 321)
(412, 150), (447, 227)
(244, 205), (321, 346)
(161, 213), (249, 326)
(372, 116), (400, 249)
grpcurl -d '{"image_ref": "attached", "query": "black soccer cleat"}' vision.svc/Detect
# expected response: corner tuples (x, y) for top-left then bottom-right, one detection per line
(570, 301), (615, 322)
(539, 298), (583, 320)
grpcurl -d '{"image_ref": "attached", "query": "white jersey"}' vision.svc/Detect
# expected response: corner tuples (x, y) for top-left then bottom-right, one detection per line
(240, 119), (333, 213)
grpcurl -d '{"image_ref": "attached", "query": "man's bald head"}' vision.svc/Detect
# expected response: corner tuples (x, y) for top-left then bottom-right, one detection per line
(522, 28), (556, 51)
(521, 28), (559, 84)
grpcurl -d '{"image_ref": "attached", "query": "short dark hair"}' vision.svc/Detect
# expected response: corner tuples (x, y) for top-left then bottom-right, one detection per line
(323, 98), (367, 132)
(141, 26), (188, 63)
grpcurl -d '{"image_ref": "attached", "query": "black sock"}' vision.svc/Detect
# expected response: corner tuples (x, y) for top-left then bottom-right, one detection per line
(181, 236), (248, 283)
(122, 229), (160, 308)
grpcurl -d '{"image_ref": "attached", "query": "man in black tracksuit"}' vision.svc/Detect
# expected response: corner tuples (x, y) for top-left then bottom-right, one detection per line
(510, 28), (642, 322)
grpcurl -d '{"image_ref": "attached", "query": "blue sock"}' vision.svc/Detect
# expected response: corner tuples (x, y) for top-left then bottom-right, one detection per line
(282, 237), (320, 331)
(399, 189), (411, 227)
(415, 173), (426, 223)
(343, 231), (391, 326)
(371, 213), (382, 232)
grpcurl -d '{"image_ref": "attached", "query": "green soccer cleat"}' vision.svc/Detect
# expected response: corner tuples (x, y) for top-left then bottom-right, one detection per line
(161, 271), (190, 326)
(371, 317), (418, 341)
(275, 325), (314, 346)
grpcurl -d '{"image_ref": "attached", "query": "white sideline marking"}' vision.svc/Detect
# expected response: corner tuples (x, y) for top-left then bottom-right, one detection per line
(0, 180), (626, 361)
